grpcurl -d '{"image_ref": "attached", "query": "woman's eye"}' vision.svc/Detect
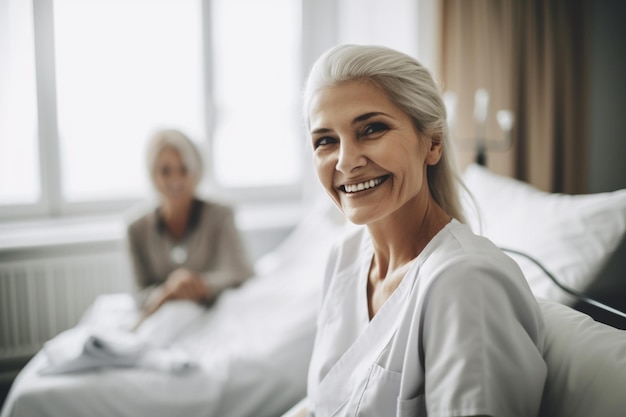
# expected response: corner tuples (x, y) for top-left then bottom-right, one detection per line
(160, 166), (171, 177)
(313, 136), (337, 149)
(363, 122), (388, 136)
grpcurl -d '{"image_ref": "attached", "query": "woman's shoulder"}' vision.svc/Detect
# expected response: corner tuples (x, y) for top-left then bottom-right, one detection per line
(126, 205), (158, 234)
(320, 226), (369, 298)
(435, 220), (512, 264)
(421, 221), (538, 302)
(192, 199), (239, 233)
(333, 225), (369, 255)
(326, 226), (370, 274)
(197, 199), (234, 217)
(418, 221), (529, 291)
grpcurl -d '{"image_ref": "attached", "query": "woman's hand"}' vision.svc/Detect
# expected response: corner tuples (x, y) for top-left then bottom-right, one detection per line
(134, 269), (211, 331)
(162, 268), (211, 302)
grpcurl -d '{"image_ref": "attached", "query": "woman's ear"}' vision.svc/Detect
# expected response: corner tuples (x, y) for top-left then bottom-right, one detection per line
(426, 134), (443, 166)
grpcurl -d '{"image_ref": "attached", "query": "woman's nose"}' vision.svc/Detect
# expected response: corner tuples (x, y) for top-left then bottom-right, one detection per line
(336, 139), (366, 173)
(168, 168), (186, 181)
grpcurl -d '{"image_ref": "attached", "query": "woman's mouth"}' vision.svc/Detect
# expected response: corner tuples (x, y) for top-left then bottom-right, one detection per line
(340, 175), (389, 194)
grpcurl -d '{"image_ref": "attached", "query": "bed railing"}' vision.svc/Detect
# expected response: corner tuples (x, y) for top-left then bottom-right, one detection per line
(500, 247), (626, 326)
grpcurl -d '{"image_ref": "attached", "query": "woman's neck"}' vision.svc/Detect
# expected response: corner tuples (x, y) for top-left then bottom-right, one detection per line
(160, 198), (194, 241)
(367, 196), (450, 280)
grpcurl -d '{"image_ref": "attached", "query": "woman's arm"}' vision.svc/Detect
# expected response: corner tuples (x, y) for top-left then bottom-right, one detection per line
(132, 267), (211, 330)
(200, 207), (254, 294)
(421, 256), (546, 417)
(126, 222), (164, 310)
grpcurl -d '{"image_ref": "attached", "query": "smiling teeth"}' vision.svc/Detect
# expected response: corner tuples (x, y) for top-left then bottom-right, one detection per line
(344, 177), (383, 193)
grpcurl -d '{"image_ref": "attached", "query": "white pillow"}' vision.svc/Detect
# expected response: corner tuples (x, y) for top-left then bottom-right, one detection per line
(537, 299), (626, 416)
(462, 164), (626, 304)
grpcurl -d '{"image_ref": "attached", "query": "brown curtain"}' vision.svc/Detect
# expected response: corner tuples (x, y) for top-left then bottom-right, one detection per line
(440, 0), (590, 193)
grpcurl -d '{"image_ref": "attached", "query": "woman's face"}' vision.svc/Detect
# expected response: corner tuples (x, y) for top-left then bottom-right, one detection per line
(153, 146), (195, 204)
(308, 80), (441, 225)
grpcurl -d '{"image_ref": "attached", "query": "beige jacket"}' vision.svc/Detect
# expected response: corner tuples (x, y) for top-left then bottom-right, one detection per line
(127, 199), (254, 307)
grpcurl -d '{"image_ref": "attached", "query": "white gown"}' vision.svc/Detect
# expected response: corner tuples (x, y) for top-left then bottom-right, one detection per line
(307, 220), (547, 417)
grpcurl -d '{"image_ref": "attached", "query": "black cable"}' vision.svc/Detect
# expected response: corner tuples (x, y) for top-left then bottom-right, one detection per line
(500, 247), (626, 319)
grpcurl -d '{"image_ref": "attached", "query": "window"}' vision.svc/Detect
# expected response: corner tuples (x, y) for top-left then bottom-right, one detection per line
(0, 0), (304, 219)
(54, 0), (205, 203)
(0, 0), (40, 206)
(211, 0), (302, 188)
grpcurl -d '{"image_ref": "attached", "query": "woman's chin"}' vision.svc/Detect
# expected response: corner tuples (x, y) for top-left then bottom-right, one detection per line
(343, 207), (378, 226)
(163, 194), (193, 204)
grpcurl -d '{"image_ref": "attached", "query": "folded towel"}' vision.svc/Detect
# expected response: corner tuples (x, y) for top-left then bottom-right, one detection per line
(39, 327), (197, 375)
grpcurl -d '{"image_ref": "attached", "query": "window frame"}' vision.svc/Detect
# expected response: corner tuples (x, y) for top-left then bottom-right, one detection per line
(0, 0), (328, 221)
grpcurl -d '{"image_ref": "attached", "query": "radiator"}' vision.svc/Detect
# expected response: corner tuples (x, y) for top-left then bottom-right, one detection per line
(0, 250), (133, 361)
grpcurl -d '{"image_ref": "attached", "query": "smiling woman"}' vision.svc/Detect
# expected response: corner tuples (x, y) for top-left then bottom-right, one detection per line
(308, 81), (441, 226)
(297, 44), (547, 417)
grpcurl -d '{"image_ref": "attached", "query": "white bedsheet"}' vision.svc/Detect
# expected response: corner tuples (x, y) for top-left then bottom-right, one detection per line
(39, 325), (198, 375)
(1, 199), (352, 417)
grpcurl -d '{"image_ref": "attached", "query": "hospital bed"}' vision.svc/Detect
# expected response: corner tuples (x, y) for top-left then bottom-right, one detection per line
(2, 165), (626, 417)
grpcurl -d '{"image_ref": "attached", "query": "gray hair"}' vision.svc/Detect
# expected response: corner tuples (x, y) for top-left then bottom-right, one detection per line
(146, 129), (204, 188)
(303, 44), (465, 223)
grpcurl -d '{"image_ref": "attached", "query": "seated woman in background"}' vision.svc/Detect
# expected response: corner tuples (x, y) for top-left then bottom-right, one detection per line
(127, 129), (254, 322)
(295, 44), (547, 416)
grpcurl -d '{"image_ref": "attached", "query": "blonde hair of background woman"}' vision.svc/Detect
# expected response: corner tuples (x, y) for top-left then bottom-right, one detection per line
(145, 129), (204, 190)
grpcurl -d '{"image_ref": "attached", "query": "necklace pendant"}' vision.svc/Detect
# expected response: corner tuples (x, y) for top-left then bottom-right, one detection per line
(170, 245), (188, 264)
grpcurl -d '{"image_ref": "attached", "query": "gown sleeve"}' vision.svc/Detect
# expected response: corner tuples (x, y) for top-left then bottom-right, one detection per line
(420, 255), (547, 417)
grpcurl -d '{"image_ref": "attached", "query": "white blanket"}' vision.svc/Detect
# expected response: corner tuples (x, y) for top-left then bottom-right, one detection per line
(39, 326), (198, 375)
